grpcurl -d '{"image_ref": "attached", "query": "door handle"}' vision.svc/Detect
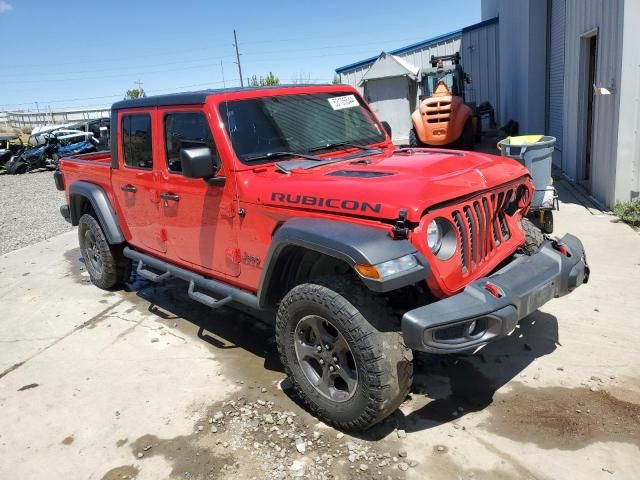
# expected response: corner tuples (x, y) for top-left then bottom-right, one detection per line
(121, 184), (137, 193)
(160, 192), (180, 202)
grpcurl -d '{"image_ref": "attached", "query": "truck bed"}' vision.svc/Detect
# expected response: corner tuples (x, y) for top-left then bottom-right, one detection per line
(58, 152), (113, 204)
(62, 151), (112, 164)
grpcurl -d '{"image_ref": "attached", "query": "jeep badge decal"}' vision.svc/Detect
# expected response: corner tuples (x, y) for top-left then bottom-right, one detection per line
(271, 192), (381, 214)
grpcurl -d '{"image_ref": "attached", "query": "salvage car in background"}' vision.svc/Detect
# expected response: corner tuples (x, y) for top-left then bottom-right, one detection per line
(0, 135), (26, 167)
(6, 130), (98, 174)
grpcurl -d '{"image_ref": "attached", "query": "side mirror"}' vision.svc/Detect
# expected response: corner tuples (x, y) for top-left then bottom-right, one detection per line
(380, 121), (392, 138)
(180, 147), (224, 184)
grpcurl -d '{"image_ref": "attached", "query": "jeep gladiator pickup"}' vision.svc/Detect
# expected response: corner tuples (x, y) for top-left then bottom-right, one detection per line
(55, 84), (589, 431)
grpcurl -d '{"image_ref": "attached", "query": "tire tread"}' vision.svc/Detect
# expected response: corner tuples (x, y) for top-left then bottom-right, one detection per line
(276, 275), (413, 431)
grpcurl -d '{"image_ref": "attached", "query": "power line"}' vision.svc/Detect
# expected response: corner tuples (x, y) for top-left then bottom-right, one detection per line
(0, 61), (233, 85)
(4, 32), (426, 70)
(1, 79), (240, 111)
(1, 33), (438, 87)
(0, 32), (442, 107)
(1, 55), (237, 80)
(5, 47), (380, 87)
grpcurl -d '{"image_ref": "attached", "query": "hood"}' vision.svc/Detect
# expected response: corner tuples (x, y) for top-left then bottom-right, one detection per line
(239, 149), (530, 222)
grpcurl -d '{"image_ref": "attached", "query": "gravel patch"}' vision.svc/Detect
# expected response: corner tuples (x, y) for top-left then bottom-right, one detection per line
(0, 170), (72, 255)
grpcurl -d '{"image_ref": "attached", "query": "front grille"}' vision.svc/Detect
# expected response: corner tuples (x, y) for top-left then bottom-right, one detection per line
(451, 189), (514, 275)
(423, 100), (451, 123)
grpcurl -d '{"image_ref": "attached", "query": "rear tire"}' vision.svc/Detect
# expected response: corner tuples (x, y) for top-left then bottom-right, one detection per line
(78, 214), (131, 289)
(409, 128), (424, 148)
(9, 160), (28, 174)
(521, 217), (545, 255)
(276, 275), (413, 431)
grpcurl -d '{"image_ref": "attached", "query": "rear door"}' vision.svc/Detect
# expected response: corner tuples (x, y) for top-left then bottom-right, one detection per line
(112, 111), (166, 253)
(156, 107), (240, 277)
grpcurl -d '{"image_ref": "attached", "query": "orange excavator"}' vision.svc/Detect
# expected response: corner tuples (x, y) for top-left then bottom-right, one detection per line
(410, 53), (480, 150)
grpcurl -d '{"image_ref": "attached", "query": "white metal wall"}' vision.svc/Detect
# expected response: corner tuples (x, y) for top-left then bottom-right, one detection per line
(562, 0), (624, 207)
(461, 21), (500, 113)
(614, 0), (640, 202)
(547, 0), (566, 166)
(395, 38), (461, 74)
(339, 36), (461, 95)
(489, 0), (548, 131)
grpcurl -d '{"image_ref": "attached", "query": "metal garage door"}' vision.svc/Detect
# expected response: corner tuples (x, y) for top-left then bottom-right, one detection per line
(547, 0), (566, 167)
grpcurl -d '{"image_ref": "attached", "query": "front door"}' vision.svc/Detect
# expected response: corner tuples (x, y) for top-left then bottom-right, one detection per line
(156, 108), (240, 277)
(112, 111), (166, 253)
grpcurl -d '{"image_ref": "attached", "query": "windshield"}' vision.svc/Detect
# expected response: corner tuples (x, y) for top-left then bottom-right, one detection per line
(219, 92), (386, 163)
(423, 72), (457, 97)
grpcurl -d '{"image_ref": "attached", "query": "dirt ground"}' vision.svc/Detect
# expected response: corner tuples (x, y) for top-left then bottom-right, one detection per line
(0, 180), (639, 480)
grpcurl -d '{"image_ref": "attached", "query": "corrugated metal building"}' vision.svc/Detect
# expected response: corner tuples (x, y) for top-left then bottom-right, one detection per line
(335, 19), (499, 143)
(483, 0), (639, 208)
(336, 1), (639, 208)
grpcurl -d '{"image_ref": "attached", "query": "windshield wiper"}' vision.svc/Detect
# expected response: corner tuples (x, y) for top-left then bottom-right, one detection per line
(244, 151), (324, 163)
(307, 142), (381, 153)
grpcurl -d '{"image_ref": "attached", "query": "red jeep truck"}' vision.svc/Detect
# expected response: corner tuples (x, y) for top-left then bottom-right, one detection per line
(55, 84), (589, 431)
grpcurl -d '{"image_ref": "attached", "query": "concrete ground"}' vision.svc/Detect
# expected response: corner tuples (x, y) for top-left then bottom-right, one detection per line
(1, 184), (639, 480)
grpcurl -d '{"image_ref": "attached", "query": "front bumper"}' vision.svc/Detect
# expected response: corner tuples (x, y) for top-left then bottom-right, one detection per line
(402, 234), (589, 353)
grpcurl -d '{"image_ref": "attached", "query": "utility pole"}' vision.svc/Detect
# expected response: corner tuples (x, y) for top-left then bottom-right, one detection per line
(233, 29), (244, 87)
(135, 80), (143, 91)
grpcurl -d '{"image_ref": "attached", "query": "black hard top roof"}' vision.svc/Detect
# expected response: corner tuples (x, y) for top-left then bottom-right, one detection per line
(0, 135), (19, 141)
(111, 84), (334, 111)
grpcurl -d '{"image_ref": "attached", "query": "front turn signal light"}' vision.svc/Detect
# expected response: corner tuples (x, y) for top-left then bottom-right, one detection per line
(354, 263), (381, 279)
(355, 254), (419, 280)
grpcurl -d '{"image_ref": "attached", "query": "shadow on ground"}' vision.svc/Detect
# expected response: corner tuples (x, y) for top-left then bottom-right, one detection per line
(121, 269), (560, 438)
(352, 310), (559, 440)
(127, 273), (284, 375)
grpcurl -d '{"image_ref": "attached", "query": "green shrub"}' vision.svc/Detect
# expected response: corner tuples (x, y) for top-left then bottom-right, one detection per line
(614, 200), (640, 227)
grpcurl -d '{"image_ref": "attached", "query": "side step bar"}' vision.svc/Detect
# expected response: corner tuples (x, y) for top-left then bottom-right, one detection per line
(136, 260), (171, 283)
(123, 247), (260, 311)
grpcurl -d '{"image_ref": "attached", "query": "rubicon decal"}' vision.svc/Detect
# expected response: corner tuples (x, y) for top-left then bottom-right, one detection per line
(271, 193), (382, 213)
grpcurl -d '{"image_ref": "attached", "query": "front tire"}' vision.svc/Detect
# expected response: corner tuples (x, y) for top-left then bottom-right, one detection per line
(520, 217), (545, 255)
(276, 276), (413, 431)
(78, 214), (131, 289)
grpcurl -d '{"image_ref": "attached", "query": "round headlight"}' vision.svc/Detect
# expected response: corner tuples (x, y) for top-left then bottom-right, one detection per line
(427, 219), (443, 253)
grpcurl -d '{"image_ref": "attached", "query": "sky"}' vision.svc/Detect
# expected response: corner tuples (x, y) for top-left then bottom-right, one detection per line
(0, 0), (480, 113)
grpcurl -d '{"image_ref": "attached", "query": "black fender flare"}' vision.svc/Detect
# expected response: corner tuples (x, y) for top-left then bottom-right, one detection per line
(68, 181), (125, 244)
(257, 218), (429, 308)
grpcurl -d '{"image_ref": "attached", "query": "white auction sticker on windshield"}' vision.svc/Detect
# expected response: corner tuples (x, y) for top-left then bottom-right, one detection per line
(328, 95), (359, 110)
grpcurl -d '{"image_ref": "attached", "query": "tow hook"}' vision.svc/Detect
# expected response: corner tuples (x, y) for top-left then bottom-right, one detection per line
(392, 209), (409, 239)
(552, 240), (571, 257)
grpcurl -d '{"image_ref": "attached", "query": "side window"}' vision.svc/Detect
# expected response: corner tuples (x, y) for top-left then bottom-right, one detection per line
(122, 114), (152, 169)
(164, 112), (216, 173)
